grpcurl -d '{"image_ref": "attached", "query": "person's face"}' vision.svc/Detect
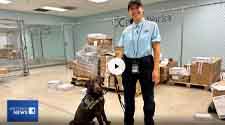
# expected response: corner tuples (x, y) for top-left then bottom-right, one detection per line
(128, 4), (144, 21)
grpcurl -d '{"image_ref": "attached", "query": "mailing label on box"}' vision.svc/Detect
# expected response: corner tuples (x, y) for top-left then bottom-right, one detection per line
(172, 75), (179, 80)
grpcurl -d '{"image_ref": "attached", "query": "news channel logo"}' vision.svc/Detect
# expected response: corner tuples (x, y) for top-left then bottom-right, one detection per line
(7, 100), (39, 122)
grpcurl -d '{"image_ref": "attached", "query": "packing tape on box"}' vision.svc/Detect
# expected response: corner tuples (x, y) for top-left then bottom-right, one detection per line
(197, 62), (203, 75)
(221, 72), (225, 81)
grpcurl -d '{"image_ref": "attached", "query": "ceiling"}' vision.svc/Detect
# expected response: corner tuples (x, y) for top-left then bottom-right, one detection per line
(0, 0), (167, 18)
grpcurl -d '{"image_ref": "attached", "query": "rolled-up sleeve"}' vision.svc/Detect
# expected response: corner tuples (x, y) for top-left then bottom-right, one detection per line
(151, 23), (161, 42)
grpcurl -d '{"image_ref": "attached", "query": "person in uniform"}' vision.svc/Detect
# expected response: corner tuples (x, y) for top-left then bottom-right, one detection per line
(117, 0), (161, 124)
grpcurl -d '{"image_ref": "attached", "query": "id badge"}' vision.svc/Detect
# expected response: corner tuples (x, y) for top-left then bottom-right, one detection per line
(132, 63), (139, 74)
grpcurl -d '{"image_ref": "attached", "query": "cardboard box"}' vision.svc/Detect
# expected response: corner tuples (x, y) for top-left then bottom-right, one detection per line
(191, 57), (221, 85)
(213, 95), (225, 119)
(211, 81), (225, 119)
(211, 81), (225, 97)
(67, 61), (75, 69)
(169, 65), (190, 83)
(160, 59), (178, 83)
(73, 60), (98, 78)
(160, 66), (169, 83)
(170, 75), (190, 83)
(100, 55), (113, 77)
(0, 49), (17, 59)
(87, 37), (112, 51)
(169, 67), (189, 76)
(0, 49), (10, 58)
(0, 68), (8, 75)
(168, 59), (178, 68)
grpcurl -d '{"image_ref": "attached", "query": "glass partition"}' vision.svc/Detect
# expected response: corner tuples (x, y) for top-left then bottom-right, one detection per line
(0, 19), (29, 78)
(26, 25), (65, 66)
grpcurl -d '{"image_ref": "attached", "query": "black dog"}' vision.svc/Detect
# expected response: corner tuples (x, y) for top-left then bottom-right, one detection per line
(69, 77), (111, 125)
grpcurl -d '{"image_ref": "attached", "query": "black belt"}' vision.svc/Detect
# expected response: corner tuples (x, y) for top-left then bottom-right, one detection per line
(123, 55), (152, 62)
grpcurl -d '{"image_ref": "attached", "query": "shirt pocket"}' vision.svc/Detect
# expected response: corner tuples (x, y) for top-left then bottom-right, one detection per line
(140, 30), (150, 42)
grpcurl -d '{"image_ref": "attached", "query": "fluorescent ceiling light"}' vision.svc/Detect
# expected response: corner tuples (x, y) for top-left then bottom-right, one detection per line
(41, 6), (68, 12)
(0, 0), (12, 4)
(88, 0), (109, 3)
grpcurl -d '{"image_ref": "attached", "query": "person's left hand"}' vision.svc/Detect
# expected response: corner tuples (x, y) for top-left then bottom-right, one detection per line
(152, 69), (160, 86)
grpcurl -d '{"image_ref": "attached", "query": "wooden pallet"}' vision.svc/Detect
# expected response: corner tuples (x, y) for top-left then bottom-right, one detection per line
(72, 76), (90, 81)
(71, 76), (90, 86)
(168, 80), (210, 90)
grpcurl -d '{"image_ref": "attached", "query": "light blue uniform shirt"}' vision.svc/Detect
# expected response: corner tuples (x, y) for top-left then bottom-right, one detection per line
(118, 18), (161, 58)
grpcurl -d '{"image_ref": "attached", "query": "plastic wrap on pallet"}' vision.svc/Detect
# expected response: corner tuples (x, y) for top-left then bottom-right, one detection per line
(75, 45), (99, 78)
(192, 57), (220, 64)
(76, 45), (98, 64)
(169, 67), (190, 76)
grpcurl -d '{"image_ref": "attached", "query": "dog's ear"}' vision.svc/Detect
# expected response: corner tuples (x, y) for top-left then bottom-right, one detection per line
(97, 76), (104, 84)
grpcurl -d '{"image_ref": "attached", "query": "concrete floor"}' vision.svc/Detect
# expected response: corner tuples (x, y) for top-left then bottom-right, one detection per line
(0, 66), (224, 125)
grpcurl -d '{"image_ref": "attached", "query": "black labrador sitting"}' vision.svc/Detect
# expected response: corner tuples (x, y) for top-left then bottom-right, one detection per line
(69, 77), (111, 125)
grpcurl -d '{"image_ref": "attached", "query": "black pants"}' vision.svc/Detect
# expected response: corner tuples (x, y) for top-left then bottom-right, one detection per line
(122, 55), (155, 125)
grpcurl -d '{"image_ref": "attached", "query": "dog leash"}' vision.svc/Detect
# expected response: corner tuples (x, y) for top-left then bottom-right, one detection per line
(109, 74), (125, 113)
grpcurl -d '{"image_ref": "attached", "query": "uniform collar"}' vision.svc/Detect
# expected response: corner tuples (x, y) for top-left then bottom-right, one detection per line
(133, 18), (145, 28)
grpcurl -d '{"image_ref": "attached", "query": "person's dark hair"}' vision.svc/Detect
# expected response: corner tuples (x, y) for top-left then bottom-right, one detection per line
(130, 19), (133, 24)
(128, 0), (143, 10)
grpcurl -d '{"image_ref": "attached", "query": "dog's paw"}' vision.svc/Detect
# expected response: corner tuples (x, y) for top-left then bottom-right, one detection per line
(105, 121), (111, 125)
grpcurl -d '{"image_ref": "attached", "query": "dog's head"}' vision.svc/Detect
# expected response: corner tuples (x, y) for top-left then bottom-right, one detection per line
(85, 76), (104, 95)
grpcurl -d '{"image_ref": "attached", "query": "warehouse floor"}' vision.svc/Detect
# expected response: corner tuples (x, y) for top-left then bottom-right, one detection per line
(0, 66), (224, 125)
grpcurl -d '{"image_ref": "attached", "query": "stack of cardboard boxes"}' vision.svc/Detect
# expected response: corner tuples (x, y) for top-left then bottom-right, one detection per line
(190, 57), (221, 85)
(169, 67), (190, 83)
(72, 34), (113, 79)
(87, 34), (113, 79)
(72, 34), (142, 95)
(87, 37), (112, 52)
(160, 58), (177, 83)
(73, 45), (99, 79)
(167, 57), (222, 86)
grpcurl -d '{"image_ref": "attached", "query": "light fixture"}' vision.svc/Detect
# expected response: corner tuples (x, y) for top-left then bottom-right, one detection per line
(0, 0), (12, 4)
(88, 0), (109, 4)
(41, 6), (68, 12)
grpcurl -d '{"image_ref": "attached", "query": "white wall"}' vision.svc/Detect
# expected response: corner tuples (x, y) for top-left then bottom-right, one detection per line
(74, 0), (225, 68)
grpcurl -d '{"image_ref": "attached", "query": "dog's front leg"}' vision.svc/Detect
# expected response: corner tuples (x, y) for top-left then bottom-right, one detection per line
(96, 113), (104, 125)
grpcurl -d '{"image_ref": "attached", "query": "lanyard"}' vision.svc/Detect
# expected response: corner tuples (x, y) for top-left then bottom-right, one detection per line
(132, 23), (144, 57)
